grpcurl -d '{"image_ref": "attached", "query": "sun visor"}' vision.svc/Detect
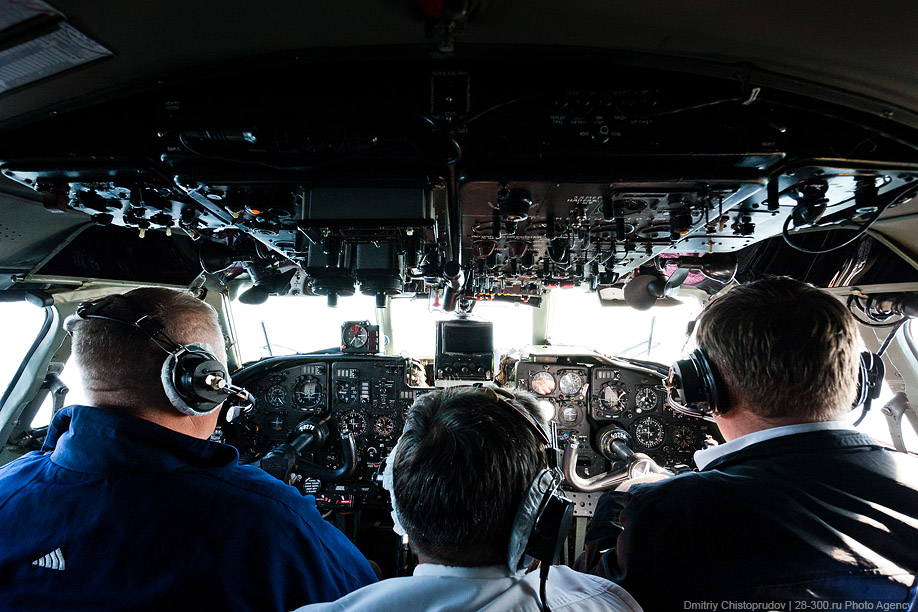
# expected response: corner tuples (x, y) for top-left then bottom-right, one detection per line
(0, 2), (112, 96)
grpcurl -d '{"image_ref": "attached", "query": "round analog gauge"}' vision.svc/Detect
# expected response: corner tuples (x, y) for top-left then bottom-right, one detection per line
(343, 324), (368, 349)
(635, 387), (658, 412)
(401, 403), (413, 419)
(633, 416), (666, 449)
(531, 371), (556, 395)
(598, 383), (628, 415)
(558, 371), (584, 396)
(672, 425), (698, 450)
(265, 384), (288, 408)
(337, 410), (367, 437)
(559, 403), (581, 424)
(294, 376), (324, 409)
(335, 381), (358, 404)
(373, 416), (396, 440)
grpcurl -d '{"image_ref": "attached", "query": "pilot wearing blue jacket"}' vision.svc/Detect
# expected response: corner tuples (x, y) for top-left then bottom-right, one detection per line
(0, 287), (377, 611)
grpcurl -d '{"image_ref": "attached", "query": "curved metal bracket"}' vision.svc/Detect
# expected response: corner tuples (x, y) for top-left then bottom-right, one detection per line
(562, 439), (669, 493)
(296, 431), (358, 482)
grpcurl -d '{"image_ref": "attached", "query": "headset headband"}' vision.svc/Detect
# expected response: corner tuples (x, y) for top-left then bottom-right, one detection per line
(488, 387), (551, 446)
(75, 295), (185, 355)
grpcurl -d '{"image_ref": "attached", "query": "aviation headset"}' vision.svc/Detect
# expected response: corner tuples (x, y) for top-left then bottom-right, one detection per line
(487, 387), (575, 574)
(67, 294), (249, 416)
(667, 347), (882, 418)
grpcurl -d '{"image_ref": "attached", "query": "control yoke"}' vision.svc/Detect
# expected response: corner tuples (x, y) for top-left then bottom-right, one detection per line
(258, 417), (358, 483)
(562, 438), (670, 493)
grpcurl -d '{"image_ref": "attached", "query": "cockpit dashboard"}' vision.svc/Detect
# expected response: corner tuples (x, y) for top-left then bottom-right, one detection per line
(222, 347), (721, 517)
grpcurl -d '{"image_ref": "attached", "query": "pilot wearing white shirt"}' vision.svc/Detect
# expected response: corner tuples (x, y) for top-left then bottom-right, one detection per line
(293, 387), (641, 612)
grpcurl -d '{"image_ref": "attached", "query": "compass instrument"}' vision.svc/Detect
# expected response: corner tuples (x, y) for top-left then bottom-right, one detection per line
(341, 321), (380, 354)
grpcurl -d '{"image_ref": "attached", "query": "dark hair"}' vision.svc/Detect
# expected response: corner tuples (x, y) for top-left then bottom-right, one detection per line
(393, 387), (546, 566)
(65, 287), (223, 409)
(695, 277), (860, 421)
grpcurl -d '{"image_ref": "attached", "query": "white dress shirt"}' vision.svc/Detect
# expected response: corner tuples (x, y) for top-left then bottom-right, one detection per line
(292, 563), (642, 612)
(693, 420), (858, 470)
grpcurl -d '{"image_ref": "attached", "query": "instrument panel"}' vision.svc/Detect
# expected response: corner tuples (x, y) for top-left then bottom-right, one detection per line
(222, 351), (721, 515)
(517, 359), (723, 485)
(221, 355), (433, 511)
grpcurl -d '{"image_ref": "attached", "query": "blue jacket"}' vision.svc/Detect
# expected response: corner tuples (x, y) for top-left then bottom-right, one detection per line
(0, 405), (377, 611)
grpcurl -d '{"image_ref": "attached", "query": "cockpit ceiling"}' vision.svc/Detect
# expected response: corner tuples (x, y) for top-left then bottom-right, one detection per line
(2, 2), (918, 128)
(3, 56), (918, 301)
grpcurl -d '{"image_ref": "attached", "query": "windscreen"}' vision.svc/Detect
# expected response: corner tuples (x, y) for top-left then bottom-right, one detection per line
(231, 290), (378, 362)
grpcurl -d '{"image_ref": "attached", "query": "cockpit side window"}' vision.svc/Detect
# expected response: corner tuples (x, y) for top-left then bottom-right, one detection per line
(0, 301), (50, 405)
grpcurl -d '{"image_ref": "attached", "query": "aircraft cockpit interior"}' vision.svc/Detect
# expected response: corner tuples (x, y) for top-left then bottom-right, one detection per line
(1, 1), (918, 608)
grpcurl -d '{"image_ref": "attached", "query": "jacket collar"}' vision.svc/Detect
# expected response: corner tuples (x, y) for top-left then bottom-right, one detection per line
(44, 405), (238, 475)
(700, 427), (884, 471)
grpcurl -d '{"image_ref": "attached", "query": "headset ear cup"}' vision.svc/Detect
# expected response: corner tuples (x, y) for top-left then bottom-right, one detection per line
(670, 349), (729, 416)
(161, 354), (205, 416)
(507, 470), (574, 572)
(526, 492), (574, 566)
(160, 347), (226, 417)
(507, 470), (550, 571)
(692, 349), (729, 415)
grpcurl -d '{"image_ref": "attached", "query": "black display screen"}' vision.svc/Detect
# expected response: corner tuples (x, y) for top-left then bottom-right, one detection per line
(440, 322), (493, 354)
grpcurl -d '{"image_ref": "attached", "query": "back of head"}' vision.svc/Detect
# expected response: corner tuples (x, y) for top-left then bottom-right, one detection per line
(65, 287), (224, 413)
(393, 387), (546, 566)
(695, 277), (860, 421)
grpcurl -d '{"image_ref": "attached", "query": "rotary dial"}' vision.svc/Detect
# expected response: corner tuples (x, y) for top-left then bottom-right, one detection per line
(373, 416), (396, 440)
(558, 371), (584, 396)
(343, 324), (368, 348)
(633, 416), (666, 449)
(598, 382), (628, 416)
(294, 376), (324, 409)
(265, 384), (288, 408)
(635, 387), (659, 412)
(672, 425), (698, 450)
(531, 371), (556, 395)
(337, 410), (368, 437)
(335, 380), (358, 404)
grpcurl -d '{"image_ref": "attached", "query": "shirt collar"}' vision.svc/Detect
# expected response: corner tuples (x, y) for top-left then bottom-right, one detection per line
(46, 405), (238, 475)
(693, 420), (857, 470)
(413, 564), (522, 579)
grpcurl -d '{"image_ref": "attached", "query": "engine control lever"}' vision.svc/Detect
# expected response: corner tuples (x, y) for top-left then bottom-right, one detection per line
(258, 418), (357, 483)
(562, 438), (670, 493)
(295, 431), (358, 482)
